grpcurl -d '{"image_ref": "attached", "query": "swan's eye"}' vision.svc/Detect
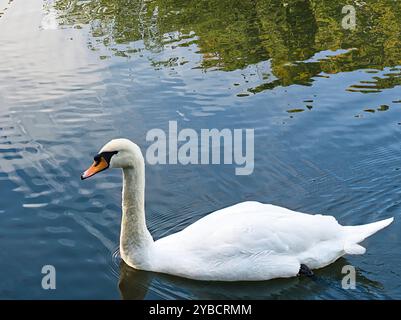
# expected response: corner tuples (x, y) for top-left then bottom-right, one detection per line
(93, 154), (102, 166)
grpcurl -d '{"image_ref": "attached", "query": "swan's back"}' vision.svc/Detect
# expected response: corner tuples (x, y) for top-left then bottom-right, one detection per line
(173, 201), (341, 249)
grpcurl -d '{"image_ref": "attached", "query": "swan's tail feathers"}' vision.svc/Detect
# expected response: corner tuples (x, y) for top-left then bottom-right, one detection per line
(343, 217), (394, 254)
(344, 243), (366, 255)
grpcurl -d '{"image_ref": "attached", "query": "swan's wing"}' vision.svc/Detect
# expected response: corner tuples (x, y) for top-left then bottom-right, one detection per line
(156, 201), (342, 259)
(181, 202), (342, 254)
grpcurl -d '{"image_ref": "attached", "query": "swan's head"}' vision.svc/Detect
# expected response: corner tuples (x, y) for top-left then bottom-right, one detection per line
(81, 138), (143, 180)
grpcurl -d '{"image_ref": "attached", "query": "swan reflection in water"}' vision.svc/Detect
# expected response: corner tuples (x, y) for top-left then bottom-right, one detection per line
(118, 259), (384, 300)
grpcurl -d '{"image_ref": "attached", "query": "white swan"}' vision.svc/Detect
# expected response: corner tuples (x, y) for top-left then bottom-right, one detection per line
(81, 138), (394, 281)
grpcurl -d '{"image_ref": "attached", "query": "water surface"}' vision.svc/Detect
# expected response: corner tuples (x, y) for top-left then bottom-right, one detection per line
(0, 0), (400, 299)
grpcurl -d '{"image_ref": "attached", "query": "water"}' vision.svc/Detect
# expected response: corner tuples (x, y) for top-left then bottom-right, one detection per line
(0, 0), (400, 299)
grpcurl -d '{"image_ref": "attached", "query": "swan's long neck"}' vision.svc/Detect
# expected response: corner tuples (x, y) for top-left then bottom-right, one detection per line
(120, 158), (154, 269)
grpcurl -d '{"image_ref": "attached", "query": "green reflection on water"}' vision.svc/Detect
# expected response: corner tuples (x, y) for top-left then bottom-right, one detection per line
(54, 0), (401, 93)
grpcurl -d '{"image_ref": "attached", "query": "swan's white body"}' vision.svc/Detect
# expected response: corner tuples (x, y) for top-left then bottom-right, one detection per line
(85, 139), (394, 281)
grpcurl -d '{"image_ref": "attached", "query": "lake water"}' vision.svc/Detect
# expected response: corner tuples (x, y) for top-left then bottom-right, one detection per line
(0, 0), (400, 299)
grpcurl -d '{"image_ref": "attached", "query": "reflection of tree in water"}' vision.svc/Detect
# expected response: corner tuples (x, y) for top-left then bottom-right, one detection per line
(55, 0), (401, 93)
(56, 0), (163, 53)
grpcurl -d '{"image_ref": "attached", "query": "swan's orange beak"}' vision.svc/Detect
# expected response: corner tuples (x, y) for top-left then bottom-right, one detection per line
(81, 156), (109, 180)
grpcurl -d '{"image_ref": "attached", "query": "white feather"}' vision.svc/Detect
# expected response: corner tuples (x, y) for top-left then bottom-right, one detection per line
(151, 202), (392, 280)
